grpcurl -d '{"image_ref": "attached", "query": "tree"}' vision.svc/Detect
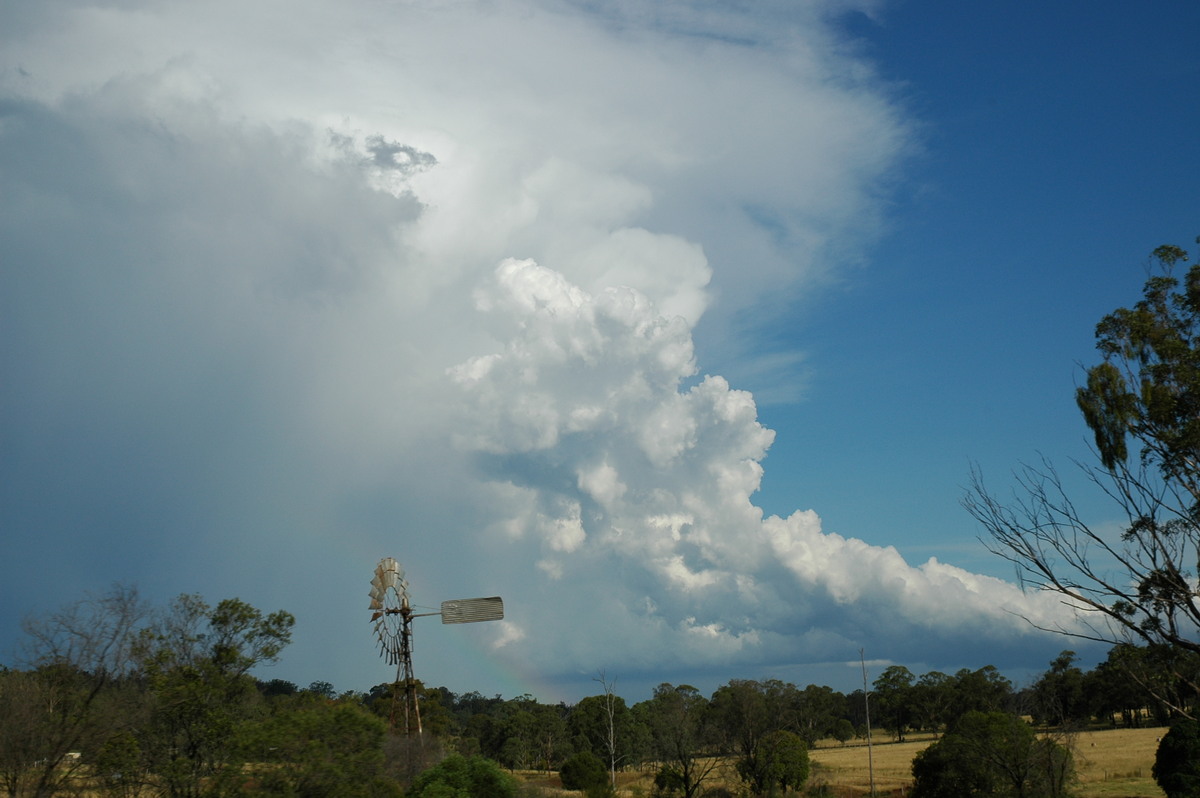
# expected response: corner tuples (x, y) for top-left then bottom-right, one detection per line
(910, 711), (1073, 798)
(305, 680), (337, 700)
(946, 665), (1013, 721)
(965, 241), (1200, 689)
(0, 584), (148, 798)
(231, 701), (401, 797)
(569, 693), (640, 775)
(873, 666), (915, 741)
(795, 684), (846, 746)
(734, 729), (809, 796)
(1032, 651), (1092, 727)
(530, 703), (571, 773)
(1154, 719), (1200, 798)
(135, 594), (294, 798)
(709, 680), (772, 759)
(636, 684), (717, 798)
(498, 707), (537, 770)
(93, 729), (145, 798)
(910, 671), (953, 735)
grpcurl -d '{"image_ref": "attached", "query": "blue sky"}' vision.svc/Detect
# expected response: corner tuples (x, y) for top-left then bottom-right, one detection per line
(752, 1), (1200, 570)
(2, 0), (1199, 704)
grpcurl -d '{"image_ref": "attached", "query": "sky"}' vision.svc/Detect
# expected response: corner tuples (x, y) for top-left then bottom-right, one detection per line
(2, 0), (1199, 704)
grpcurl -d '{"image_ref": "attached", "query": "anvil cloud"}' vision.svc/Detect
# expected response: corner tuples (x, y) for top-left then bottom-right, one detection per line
(1, 0), (1083, 698)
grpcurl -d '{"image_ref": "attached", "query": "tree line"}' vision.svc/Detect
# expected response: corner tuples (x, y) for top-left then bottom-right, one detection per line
(3, 580), (1198, 797)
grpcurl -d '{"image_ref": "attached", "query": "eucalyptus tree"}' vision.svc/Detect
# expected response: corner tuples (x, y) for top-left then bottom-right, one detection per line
(910, 671), (953, 735)
(708, 680), (771, 759)
(734, 730), (809, 797)
(794, 684), (847, 746)
(872, 666), (915, 741)
(1031, 651), (1092, 727)
(946, 666), (1013, 721)
(636, 684), (717, 798)
(569, 693), (641, 775)
(965, 241), (1200, 709)
(0, 584), (148, 798)
(911, 711), (1073, 798)
(135, 594), (294, 798)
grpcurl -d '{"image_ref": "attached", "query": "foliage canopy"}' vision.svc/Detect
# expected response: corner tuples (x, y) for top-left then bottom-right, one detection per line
(965, 241), (1200, 695)
(910, 711), (1073, 798)
(407, 754), (519, 798)
(1154, 719), (1200, 798)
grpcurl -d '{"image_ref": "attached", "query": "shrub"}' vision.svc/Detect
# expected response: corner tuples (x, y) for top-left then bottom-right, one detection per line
(910, 711), (1072, 798)
(409, 755), (519, 798)
(1154, 720), (1200, 798)
(560, 751), (610, 792)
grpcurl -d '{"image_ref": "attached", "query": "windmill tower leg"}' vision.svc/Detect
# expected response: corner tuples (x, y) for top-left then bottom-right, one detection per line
(399, 600), (422, 736)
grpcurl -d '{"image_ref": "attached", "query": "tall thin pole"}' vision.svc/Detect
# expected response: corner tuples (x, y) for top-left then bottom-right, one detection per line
(861, 650), (876, 798)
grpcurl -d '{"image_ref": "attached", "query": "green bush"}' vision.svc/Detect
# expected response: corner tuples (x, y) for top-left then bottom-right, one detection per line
(409, 755), (519, 798)
(1154, 720), (1200, 798)
(559, 751), (610, 792)
(652, 766), (685, 798)
(910, 711), (1072, 798)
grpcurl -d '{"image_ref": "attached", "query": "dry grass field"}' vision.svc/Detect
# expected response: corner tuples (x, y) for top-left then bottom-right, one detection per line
(520, 726), (1168, 798)
(805, 726), (1166, 797)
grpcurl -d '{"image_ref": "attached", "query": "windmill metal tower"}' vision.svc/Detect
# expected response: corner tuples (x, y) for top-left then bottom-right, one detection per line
(369, 557), (504, 735)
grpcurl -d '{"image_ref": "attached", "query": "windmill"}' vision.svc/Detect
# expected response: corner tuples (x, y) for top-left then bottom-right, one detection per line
(369, 557), (504, 735)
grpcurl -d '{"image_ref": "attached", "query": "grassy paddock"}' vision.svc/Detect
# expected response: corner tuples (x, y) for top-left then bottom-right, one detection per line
(806, 727), (1166, 798)
(1070, 727), (1165, 798)
(808, 734), (937, 796)
(518, 727), (1167, 798)
(806, 729), (1161, 796)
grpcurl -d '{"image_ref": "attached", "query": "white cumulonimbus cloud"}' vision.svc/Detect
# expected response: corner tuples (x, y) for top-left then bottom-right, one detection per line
(0, 0), (1079, 694)
(447, 256), (1079, 676)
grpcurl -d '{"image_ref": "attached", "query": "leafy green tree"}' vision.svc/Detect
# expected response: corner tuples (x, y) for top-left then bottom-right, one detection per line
(1032, 651), (1092, 727)
(569, 692), (641, 775)
(407, 755), (519, 798)
(965, 241), (1200, 696)
(709, 680), (772, 759)
(258, 679), (299, 699)
(418, 684), (455, 739)
(873, 666), (915, 741)
(946, 665), (1013, 722)
(366, 680), (453, 735)
(1090, 643), (1200, 724)
(843, 689), (869, 732)
(910, 671), (953, 734)
(135, 594), (294, 798)
(305, 680), (336, 700)
(93, 730), (146, 798)
(795, 683), (847, 745)
(910, 711), (1073, 798)
(530, 702), (571, 773)
(636, 684), (717, 798)
(1154, 719), (1200, 798)
(0, 585), (147, 798)
(829, 718), (855, 745)
(499, 708), (538, 770)
(1089, 646), (1148, 727)
(734, 729), (809, 796)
